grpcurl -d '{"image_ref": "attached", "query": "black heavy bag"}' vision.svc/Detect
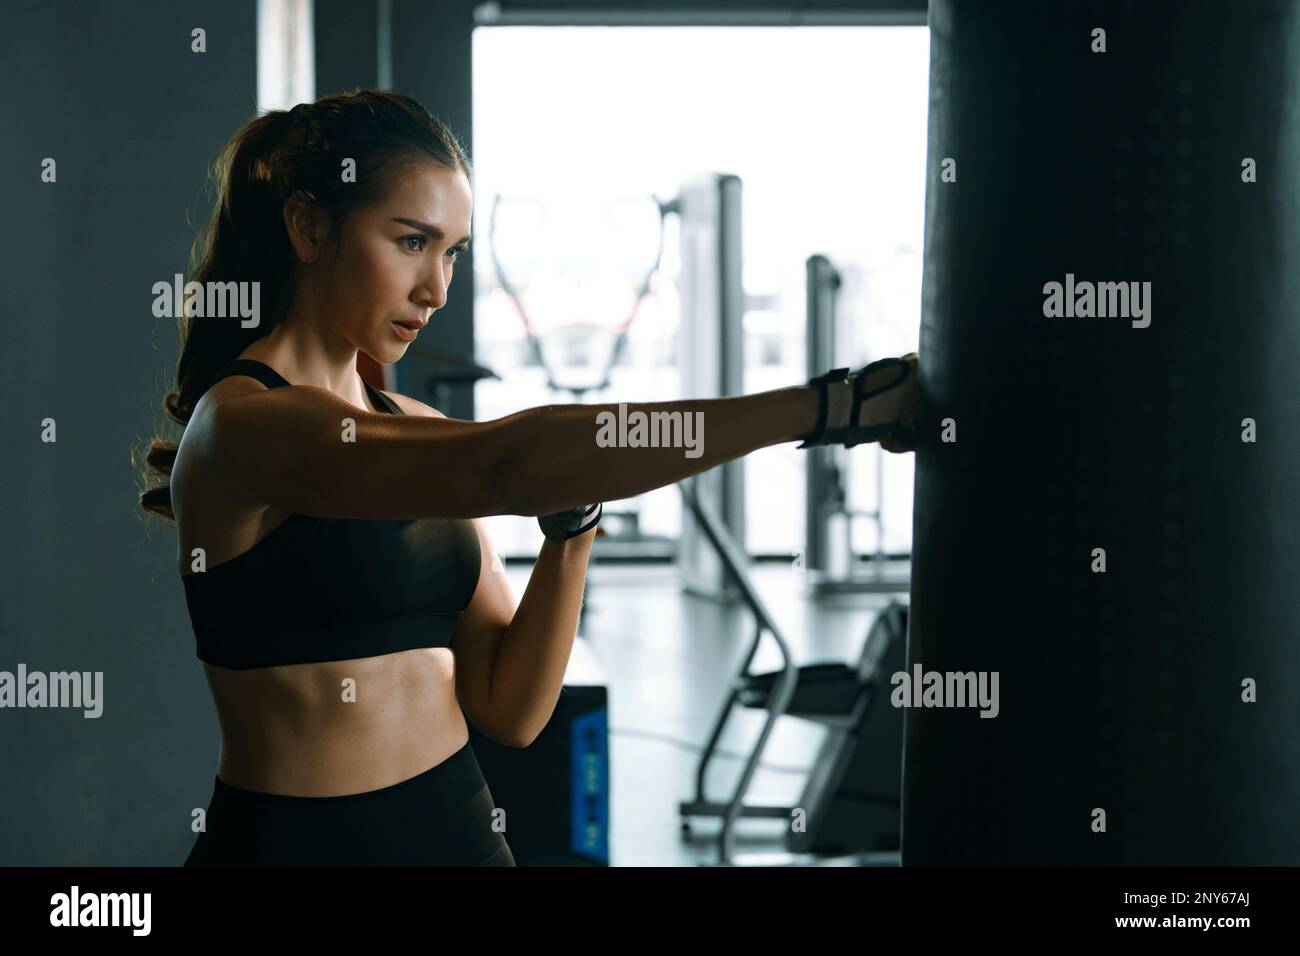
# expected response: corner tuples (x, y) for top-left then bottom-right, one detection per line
(905, 0), (1299, 864)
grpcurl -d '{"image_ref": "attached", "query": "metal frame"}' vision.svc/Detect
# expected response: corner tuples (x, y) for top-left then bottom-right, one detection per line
(674, 173), (747, 601)
(804, 253), (910, 595)
(473, 2), (928, 28)
(486, 193), (668, 402)
(486, 192), (673, 552)
(677, 479), (907, 865)
(675, 474), (796, 865)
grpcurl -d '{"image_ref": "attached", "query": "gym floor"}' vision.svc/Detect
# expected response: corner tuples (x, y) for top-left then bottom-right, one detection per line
(503, 559), (907, 866)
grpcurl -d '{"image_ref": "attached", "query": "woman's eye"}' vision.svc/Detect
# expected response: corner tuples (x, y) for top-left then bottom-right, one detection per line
(403, 235), (426, 252)
(446, 247), (462, 261)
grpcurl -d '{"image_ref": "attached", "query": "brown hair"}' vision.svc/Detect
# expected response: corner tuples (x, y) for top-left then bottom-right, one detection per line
(135, 89), (471, 522)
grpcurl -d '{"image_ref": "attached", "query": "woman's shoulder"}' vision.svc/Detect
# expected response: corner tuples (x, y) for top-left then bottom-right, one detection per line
(186, 370), (277, 438)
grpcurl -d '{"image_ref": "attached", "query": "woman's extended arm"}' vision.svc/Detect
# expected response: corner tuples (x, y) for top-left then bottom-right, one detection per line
(197, 381), (825, 521)
(494, 385), (821, 516)
(471, 378), (882, 746)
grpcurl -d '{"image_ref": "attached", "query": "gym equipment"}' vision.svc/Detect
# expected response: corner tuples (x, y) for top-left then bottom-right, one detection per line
(755, 603), (905, 858)
(804, 255), (911, 595)
(488, 192), (671, 553)
(907, 0), (1300, 864)
(488, 193), (665, 402)
(672, 173), (747, 601)
(676, 472), (908, 865)
(467, 637), (610, 866)
(405, 343), (500, 412)
(487, 174), (753, 594)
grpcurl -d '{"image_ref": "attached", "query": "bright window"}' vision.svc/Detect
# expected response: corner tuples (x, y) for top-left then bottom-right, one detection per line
(472, 26), (929, 559)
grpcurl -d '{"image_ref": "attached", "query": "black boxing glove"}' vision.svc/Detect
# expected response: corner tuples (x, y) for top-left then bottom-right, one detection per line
(537, 502), (602, 542)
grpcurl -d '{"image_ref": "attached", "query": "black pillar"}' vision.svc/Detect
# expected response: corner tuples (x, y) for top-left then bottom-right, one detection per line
(391, 0), (477, 420)
(313, 0), (478, 420)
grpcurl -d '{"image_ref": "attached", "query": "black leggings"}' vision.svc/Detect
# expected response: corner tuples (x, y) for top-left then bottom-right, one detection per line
(184, 740), (515, 866)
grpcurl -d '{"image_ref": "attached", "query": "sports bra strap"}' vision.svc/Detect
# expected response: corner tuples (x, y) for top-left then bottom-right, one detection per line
(363, 380), (403, 415)
(211, 359), (291, 390)
(210, 358), (403, 415)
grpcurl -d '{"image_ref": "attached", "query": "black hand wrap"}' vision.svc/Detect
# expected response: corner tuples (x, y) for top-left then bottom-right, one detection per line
(796, 367), (850, 449)
(537, 502), (603, 542)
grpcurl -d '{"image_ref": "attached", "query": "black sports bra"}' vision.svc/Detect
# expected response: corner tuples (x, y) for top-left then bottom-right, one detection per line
(180, 359), (482, 670)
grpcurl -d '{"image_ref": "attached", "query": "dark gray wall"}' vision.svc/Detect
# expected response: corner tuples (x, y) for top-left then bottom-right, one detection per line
(315, 0), (378, 97)
(0, 1), (256, 865)
(390, 1), (479, 417)
(313, 0), (480, 420)
(0, 0), (483, 865)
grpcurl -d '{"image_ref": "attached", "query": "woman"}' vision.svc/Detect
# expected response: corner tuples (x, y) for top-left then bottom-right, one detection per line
(138, 89), (919, 866)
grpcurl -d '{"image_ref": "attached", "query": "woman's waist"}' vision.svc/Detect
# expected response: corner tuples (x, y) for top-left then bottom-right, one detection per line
(215, 710), (471, 797)
(207, 651), (469, 796)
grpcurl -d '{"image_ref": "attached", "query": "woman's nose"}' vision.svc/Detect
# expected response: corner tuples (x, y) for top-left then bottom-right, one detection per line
(417, 261), (450, 311)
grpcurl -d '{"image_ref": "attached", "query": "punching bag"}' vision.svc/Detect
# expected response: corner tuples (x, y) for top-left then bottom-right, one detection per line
(905, 0), (1299, 864)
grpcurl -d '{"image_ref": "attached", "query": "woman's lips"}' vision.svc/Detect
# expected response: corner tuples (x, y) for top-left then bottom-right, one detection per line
(391, 321), (419, 342)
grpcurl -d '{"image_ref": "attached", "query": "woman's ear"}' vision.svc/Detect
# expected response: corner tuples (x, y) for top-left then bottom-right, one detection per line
(282, 191), (328, 264)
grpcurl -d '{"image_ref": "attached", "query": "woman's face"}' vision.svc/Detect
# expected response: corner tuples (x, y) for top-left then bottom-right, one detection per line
(314, 160), (473, 364)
